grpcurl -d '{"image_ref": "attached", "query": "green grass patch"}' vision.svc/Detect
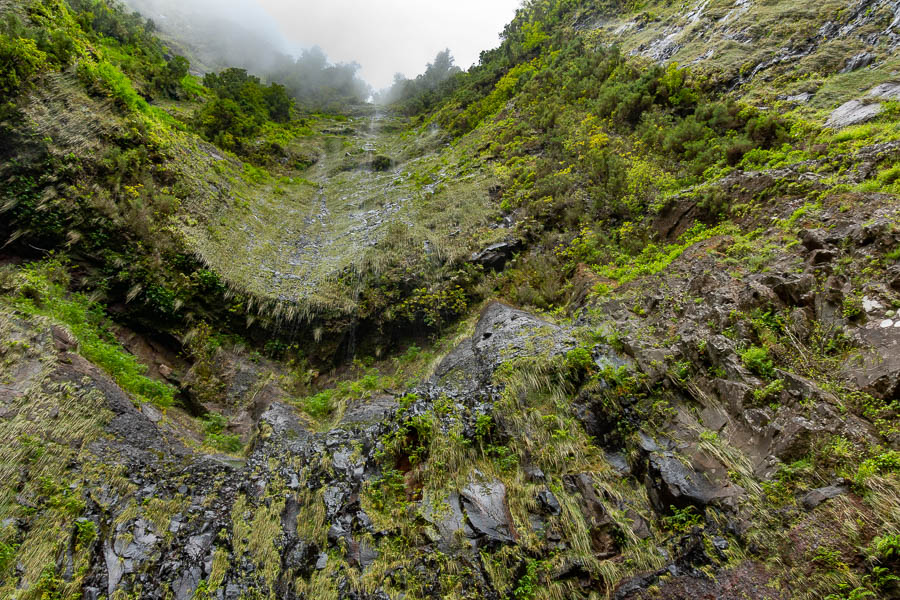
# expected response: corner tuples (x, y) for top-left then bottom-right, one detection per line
(91, 60), (149, 113)
(577, 222), (737, 286)
(5, 259), (175, 408)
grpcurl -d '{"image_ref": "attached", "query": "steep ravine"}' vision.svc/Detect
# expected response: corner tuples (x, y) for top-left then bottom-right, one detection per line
(2, 258), (897, 598)
(1, 0), (900, 598)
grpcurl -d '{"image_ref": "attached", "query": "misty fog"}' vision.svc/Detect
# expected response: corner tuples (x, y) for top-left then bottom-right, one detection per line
(120, 0), (520, 109)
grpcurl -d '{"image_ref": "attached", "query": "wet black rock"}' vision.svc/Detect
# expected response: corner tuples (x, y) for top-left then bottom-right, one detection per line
(841, 52), (875, 73)
(460, 475), (515, 545)
(470, 240), (521, 270)
(524, 466), (546, 482)
(432, 301), (575, 398)
(284, 539), (315, 573)
(537, 489), (562, 515)
(421, 491), (473, 552)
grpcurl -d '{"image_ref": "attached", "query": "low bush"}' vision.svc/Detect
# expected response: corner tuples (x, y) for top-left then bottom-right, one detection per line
(201, 412), (242, 452)
(741, 345), (774, 378)
(0, 33), (47, 99)
(301, 390), (334, 418)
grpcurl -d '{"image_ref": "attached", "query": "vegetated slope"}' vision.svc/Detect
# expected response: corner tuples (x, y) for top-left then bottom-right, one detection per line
(0, 1), (899, 600)
(0, 0), (498, 344)
(184, 112), (501, 324)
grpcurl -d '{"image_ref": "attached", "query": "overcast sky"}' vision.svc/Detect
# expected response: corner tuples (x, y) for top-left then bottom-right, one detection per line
(255, 0), (522, 89)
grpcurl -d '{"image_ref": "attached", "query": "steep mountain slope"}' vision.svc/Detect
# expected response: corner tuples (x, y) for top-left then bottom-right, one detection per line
(0, 1), (899, 600)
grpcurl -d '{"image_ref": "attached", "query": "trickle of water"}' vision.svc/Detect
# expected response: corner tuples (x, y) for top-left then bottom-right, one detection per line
(365, 109), (383, 171)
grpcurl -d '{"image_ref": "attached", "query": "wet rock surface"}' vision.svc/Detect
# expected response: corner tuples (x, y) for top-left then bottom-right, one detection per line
(434, 301), (576, 398)
(470, 240), (521, 270)
(646, 452), (743, 511)
(460, 475), (515, 545)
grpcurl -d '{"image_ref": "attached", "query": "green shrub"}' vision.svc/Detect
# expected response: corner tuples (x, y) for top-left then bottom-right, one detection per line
(377, 413), (435, 467)
(474, 414), (493, 441)
(741, 345), (774, 378)
(663, 505), (703, 532)
(812, 546), (846, 571)
(74, 519), (97, 550)
(753, 379), (784, 405)
(206, 432), (242, 453)
(201, 412), (242, 452)
(0, 33), (48, 99)
(201, 412), (228, 435)
(512, 559), (546, 600)
(877, 164), (900, 186)
(824, 586), (875, 600)
(34, 565), (63, 600)
(871, 533), (900, 562)
(398, 285), (467, 330)
(855, 450), (900, 484)
(0, 540), (18, 574)
(301, 390), (334, 418)
(565, 346), (594, 375)
(365, 468), (406, 512)
(842, 293), (864, 320)
(194, 67), (297, 160)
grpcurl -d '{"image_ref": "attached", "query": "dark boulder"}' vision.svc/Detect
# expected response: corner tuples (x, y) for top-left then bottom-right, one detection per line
(470, 240), (521, 270)
(433, 301), (575, 397)
(807, 248), (836, 265)
(537, 489), (562, 516)
(646, 452), (743, 512)
(283, 539), (315, 574)
(760, 273), (815, 306)
(420, 491), (474, 552)
(799, 229), (827, 251)
(841, 52), (875, 73)
(801, 483), (849, 510)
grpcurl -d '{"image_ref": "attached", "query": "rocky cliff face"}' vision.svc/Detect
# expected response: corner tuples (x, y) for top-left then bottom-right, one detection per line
(2, 288), (897, 599)
(1, 1), (899, 599)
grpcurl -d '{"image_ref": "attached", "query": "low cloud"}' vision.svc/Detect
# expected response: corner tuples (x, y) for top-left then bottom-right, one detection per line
(124, 0), (521, 91)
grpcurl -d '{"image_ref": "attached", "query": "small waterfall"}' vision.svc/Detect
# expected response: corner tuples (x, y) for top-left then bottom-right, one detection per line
(344, 274), (363, 362)
(364, 108), (380, 170)
(345, 106), (383, 361)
